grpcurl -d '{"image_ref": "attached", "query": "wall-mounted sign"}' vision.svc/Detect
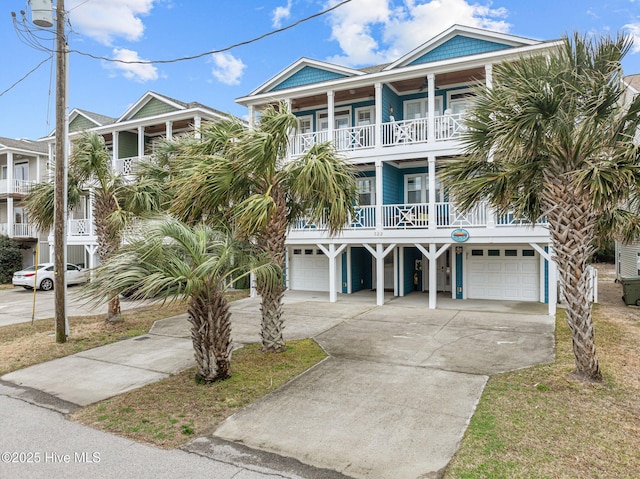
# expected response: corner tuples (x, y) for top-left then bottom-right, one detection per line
(451, 228), (470, 243)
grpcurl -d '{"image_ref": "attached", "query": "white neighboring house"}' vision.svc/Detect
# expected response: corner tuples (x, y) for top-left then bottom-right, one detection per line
(615, 74), (640, 281)
(38, 91), (236, 270)
(236, 25), (562, 314)
(0, 137), (49, 267)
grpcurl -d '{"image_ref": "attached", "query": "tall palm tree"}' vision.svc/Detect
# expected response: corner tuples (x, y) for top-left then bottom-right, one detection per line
(169, 103), (358, 352)
(27, 132), (128, 322)
(83, 217), (280, 382)
(442, 33), (640, 382)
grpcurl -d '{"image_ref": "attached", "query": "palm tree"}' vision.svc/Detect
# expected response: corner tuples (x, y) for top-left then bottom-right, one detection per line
(83, 217), (280, 382)
(168, 103), (358, 352)
(27, 132), (128, 322)
(442, 33), (640, 382)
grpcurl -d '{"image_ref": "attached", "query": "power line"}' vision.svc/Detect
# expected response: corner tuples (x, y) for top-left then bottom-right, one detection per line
(69, 0), (352, 65)
(0, 55), (53, 97)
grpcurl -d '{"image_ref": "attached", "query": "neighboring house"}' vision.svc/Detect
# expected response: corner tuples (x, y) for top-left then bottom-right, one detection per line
(615, 74), (640, 281)
(39, 91), (235, 270)
(236, 25), (563, 314)
(0, 137), (49, 266)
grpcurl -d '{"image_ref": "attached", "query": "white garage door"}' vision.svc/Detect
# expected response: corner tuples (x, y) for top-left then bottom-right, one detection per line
(289, 247), (329, 292)
(467, 247), (539, 301)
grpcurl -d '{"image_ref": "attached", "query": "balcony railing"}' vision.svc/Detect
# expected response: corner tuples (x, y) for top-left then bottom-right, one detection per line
(0, 223), (36, 238)
(290, 202), (545, 232)
(69, 219), (92, 236)
(0, 179), (35, 195)
(289, 113), (467, 157)
(114, 155), (149, 176)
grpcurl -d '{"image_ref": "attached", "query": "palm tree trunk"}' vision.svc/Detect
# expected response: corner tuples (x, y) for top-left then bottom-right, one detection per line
(94, 192), (122, 322)
(188, 290), (232, 382)
(257, 187), (287, 353)
(545, 177), (602, 381)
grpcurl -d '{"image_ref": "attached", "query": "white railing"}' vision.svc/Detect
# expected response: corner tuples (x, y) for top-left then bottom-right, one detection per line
(0, 179), (35, 195)
(0, 224), (7, 235)
(290, 131), (329, 156)
(12, 223), (35, 237)
(435, 202), (487, 228)
(434, 113), (466, 141)
(382, 203), (429, 229)
(69, 219), (92, 236)
(496, 212), (547, 226)
(290, 206), (377, 231)
(381, 118), (428, 146)
(333, 124), (376, 151)
(114, 155), (149, 176)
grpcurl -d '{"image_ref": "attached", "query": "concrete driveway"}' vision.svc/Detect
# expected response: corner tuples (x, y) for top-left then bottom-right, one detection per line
(187, 294), (555, 479)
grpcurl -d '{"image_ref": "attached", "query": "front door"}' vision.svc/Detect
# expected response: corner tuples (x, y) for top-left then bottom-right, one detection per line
(437, 250), (451, 292)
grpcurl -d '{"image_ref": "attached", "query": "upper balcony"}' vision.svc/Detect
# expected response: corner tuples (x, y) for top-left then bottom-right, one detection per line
(0, 222), (36, 239)
(0, 179), (35, 197)
(289, 112), (466, 158)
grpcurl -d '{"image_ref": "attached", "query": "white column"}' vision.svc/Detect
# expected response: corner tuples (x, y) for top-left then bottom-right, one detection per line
(428, 155), (436, 230)
(47, 142), (54, 177)
(393, 247), (399, 296)
(376, 243), (385, 306)
(194, 115), (202, 139)
(374, 82), (382, 148)
(88, 190), (95, 236)
(112, 131), (119, 170)
(485, 63), (493, 89)
(328, 243), (337, 302)
(375, 160), (383, 232)
(548, 250), (557, 315)
(428, 243), (437, 309)
(327, 91), (335, 142)
(137, 126), (145, 158)
(7, 152), (13, 193)
(248, 105), (256, 129)
(165, 121), (173, 140)
(36, 154), (41, 183)
(7, 152), (13, 236)
(427, 73), (435, 143)
(399, 246), (405, 296)
(346, 246), (352, 294)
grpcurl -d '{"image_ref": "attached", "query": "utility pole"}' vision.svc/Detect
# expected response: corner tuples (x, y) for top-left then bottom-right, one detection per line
(53, 0), (68, 343)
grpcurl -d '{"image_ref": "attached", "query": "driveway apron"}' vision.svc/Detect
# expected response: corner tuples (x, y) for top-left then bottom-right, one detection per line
(199, 298), (555, 479)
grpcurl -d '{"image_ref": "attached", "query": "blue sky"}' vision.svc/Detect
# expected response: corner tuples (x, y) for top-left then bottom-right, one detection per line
(1, 0), (640, 140)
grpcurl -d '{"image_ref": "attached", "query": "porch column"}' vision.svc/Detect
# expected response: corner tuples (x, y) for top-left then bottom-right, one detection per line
(399, 246), (405, 296)
(88, 190), (95, 236)
(363, 243), (396, 306)
(36, 154), (41, 184)
(137, 126), (145, 159)
(427, 73), (435, 143)
(415, 243), (450, 309)
(165, 121), (173, 140)
(327, 91), (335, 142)
(7, 152), (13, 236)
(84, 244), (98, 273)
(428, 155), (436, 229)
(375, 159), (383, 232)
(374, 82), (383, 148)
(112, 131), (119, 170)
(47, 142), (54, 177)
(194, 115), (202, 139)
(485, 63), (493, 89)
(248, 105), (256, 129)
(393, 247), (399, 296)
(346, 246), (352, 294)
(529, 242), (558, 316)
(317, 243), (347, 303)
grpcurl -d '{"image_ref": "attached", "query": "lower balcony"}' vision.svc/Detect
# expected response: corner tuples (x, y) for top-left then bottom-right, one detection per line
(0, 223), (36, 238)
(290, 202), (545, 233)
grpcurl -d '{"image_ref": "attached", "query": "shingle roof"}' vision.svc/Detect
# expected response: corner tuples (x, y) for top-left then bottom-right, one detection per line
(624, 74), (640, 93)
(0, 136), (48, 153)
(75, 109), (117, 126)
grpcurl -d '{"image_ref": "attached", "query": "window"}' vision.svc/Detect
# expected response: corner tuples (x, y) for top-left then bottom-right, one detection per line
(522, 250), (535, 257)
(1, 166), (6, 180)
(488, 250), (500, 257)
(403, 97), (443, 119)
(297, 116), (312, 134)
(505, 249), (518, 257)
(405, 173), (445, 204)
(14, 207), (27, 224)
(471, 250), (484, 256)
(355, 107), (374, 126)
(317, 109), (350, 131)
(14, 162), (29, 181)
(447, 90), (475, 115)
(304, 249), (313, 255)
(293, 249), (302, 255)
(357, 178), (375, 205)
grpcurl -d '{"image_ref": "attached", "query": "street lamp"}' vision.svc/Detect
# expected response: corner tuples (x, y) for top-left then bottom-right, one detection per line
(28, 0), (69, 342)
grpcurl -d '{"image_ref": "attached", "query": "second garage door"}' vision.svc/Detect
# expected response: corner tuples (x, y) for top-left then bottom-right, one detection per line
(467, 247), (539, 301)
(289, 247), (329, 292)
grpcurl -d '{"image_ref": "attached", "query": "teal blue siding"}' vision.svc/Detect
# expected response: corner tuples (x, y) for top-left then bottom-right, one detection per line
(383, 163), (402, 204)
(544, 246), (549, 304)
(409, 36), (511, 65)
(456, 249), (463, 299)
(350, 247), (372, 291)
(404, 247), (422, 292)
(383, 84), (402, 122)
(342, 252), (348, 293)
(270, 66), (348, 91)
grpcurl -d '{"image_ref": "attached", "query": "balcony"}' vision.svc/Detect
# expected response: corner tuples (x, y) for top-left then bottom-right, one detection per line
(289, 113), (466, 157)
(69, 219), (92, 237)
(113, 155), (149, 177)
(0, 179), (35, 196)
(0, 223), (36, 238)
(290, 202), (545, 233)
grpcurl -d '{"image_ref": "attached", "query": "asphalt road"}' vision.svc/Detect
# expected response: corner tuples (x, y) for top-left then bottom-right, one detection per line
(0, 286), (150, 327)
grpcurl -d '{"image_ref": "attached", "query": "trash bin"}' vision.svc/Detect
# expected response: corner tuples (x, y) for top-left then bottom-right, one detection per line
(620, 276), (640, 306)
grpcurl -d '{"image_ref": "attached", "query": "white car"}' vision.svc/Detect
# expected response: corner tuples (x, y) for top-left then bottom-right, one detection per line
(12, 263), (88, 291)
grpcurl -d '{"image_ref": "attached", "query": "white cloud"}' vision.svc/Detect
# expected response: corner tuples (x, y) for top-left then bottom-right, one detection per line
(325, 0), (511, 66)
(272, 0), (293, 28)
(108, 48), (159, 82)
(211, 52), (247, 85)
(67, 0), (155, 45)
(625, 23), (640, 54)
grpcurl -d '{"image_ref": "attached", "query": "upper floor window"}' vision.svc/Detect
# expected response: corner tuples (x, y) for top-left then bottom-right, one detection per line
(14, 162), (29, 181)
(297, 116), (313, 134)
(447, 90), (475, 115)
(318, 109), (350, 131)
(357, 178), (375, 206)
(404, 97), (443, 120)
(355, 107), (375, 126)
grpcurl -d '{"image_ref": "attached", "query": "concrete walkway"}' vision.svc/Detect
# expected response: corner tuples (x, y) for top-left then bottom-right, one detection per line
(1, 293), (555, 478)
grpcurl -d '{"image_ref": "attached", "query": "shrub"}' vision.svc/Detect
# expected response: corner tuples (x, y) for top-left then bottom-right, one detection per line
(0, 236), (24, 284)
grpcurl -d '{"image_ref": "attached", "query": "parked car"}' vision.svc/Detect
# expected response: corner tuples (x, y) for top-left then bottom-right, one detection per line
(12, 263), (88, 291)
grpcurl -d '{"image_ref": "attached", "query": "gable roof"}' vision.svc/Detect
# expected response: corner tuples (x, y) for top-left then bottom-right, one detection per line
(384, 25), (542, 70)
(625, 74), (640, 94)
(0, 136), (48, 154)
(249, 58), (365, 96)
